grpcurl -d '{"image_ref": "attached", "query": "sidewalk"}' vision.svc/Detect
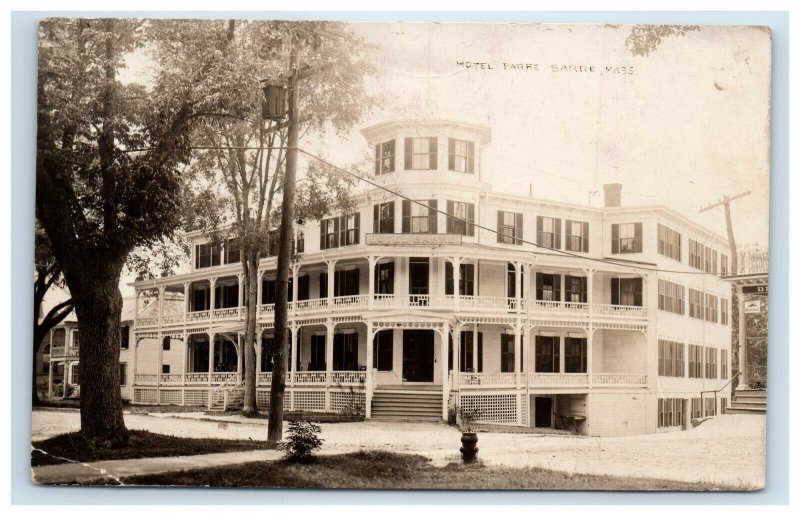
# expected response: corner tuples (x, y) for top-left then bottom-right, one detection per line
(32, 449), (281, 485)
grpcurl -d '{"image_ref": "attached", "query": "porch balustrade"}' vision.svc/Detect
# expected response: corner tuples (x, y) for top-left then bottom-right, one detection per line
(187, 310), (210, 322)
(532, 301), (589, 315)
(162, 314), (185, 325)
(529, 372), (590, 387)
(458, 372), (519, 387)
(333, 294), (369, 308)
(591, 372), (647, 386)
(50, 346), (79, 358)
(212, 307), (240, 320)
(592, 304), (647, 318)
(331, 371), (367, 385)
(294, 371), (328, 384)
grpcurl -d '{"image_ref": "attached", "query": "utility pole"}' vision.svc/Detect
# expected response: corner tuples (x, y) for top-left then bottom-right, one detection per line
(267, 41), (299, 446)
(699, 190), (751, 275)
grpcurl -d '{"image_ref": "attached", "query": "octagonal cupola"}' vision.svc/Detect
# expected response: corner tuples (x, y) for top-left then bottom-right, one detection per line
(360, 120), (491, 189)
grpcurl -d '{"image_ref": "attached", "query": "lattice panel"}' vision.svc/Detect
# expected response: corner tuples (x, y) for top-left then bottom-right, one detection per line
(134, 388), (157, 404)
(460, 393), (518, 425)
(518, 393), (527, 426)
(184, 390), (209, 406)
(257, 390), (270, 408)
(292, 390), (326, 411)
(330, 390), (365, 413)
(256, 390), (294, 410)
(159, 389), (182, 405)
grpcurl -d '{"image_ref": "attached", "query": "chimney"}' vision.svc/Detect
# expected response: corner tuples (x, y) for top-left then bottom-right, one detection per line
(603, 183), (622, 208)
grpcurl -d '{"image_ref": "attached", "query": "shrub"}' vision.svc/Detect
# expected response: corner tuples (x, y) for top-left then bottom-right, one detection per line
(458, 406), (483, 432)
(281, 420), (323, 461)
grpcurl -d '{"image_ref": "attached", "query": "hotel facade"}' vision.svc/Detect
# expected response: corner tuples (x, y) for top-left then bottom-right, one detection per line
(48, 120), (734, 436)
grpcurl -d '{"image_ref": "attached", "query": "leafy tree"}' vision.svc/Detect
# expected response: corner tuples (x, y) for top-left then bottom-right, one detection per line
(625, 25), (700, 57)
(33, 224), (74, 405)
(36, 18), (228, 442)
(172, 20), (375, 419)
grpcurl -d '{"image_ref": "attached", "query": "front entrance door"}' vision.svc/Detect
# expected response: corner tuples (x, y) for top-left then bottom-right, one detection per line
(409, 258), (430, 305)
(402, 330), (434, 382)
(534, 397), (553, 428)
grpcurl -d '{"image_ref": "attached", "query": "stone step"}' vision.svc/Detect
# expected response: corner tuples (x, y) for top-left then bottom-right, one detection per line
(725, 406), (766, 415)
(733, 397), (767, 404)
(728, 401), (767, 409)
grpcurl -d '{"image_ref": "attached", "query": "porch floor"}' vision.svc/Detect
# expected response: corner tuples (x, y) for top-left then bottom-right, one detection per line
(375, 384), (442, 392)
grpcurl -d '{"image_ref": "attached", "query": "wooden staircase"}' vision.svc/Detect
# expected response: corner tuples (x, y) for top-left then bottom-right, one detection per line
(209, 385), (245, 411)
(370, 387), (443, 421)
(726, 388), (767, 415)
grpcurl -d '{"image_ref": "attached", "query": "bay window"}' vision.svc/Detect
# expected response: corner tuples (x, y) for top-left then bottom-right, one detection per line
(404, 137), (438, 170)
(448, 138), (475, 173)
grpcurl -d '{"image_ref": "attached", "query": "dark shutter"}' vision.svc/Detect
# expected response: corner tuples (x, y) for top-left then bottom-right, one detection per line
(611, 224), (620, 254)
(445, 262), (454, 295)
(195, 245), (200, 269)
(554, 274), (561, 302)
(634, 222), (643, 252)
(536, 273), (543, 300)
(448, 137), (455, 170)
(402, 200), (411, 233)
(388, 201), (395, 233)
(374, 145), (380, 175)
(554, 218), (562, 249)
(319, 273), (328, 299)
(634, 278), (643, 307)
(429, 137), (438, 169)
(611, 278), (619, 305)
(428, 200), (438, 234)
(581, 277), (587, 302)
(373, 205), (379, 234)
(467, 141), (475, 173)
(582, 222), (589, 252)
(353, 213), (360, 244)
(320, 219), (326, 250)
(404, 137), (412, 170)
(387, 140), (395, 172)
(446, 201), (454, 233)
(333, 217), (340, 248)
(338, 216), (346, 247)
(467, 203), (475, 236)
(515, 212), (523, 245)
(497, 211), (504, 243)
(478, 332), (484, 373)
(536, 216), (543, 246)
(298, 275), (310, 301)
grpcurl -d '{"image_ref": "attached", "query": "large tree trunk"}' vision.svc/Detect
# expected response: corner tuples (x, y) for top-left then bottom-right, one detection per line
(241, 250), (259, 415)
(68, 259), (129, 444)
(32, 329), (46, 406)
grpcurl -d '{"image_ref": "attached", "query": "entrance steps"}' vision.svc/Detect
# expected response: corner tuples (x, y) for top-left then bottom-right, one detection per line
(370, 388), (443, 422)
(209, 385), (244, 411)
(726, 388), (766, 415)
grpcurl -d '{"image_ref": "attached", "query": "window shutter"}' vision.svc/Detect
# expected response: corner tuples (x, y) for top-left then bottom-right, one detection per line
(478, 332), (484, 373)
(515, 212), (523, 245)
(374, 145), (380, 175)
(634, 222), (643, 252)
(581, 277), (587, 302)
(448, 138), (455, 170)
(338, 216), (346, 247)
(387, 139), (395, 172)
(388, 201), (395, 232)
(496, 211), (504, 243)
(404, 137), (412, 170)
(446, 201), (454, 233)
(402, 200), (411, 233)
(467, 141), (475, 173)
(611, 278), (619, 305)
(536, 273), (543, 300)
(555, 218), (562, 249)
(320, 220), (326, 250)
(554, 274), (561, 302)
(429, 137), (438, 169)
(428, 200), (438, 234)
(445, 262), (454, 295)
(195, 245), (200, 268)
(467, 203), (475, 236)
(333, 217), (340, 248)
(373, 205), (379, 234)
(319, 273), (327, 299)
(387, 262), (395, 294)
(611, 224), (619, 254)
(634, 278), (643, 307)
(354, 213), (360, 244)
(536, 216), (543, 246)
(582, 222), (589, 252)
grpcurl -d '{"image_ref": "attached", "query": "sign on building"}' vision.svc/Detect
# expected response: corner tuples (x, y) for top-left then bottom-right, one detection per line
(365, 233), (463, 246)
(744, 300), (762, 314)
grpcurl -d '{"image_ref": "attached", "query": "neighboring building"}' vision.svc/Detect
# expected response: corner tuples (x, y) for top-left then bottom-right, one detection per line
(129, 120), (733, 436)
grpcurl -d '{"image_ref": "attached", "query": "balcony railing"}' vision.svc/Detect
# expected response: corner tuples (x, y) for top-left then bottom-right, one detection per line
(50, 346), (79, 358)
(591, 372), (647, 386)
(592, 304), (647, 319)
(458, 372), (520, 387)
(529, 372), (590, 387)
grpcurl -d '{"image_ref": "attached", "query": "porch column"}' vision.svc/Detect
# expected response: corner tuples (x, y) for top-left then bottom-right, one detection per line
(236, 333), (243, 381)
(365, 321), (374, 419)
(209, 277), (217, 323)
(156, 332), (164, 393)
(441, 322), (450, 420)
(585, 269), (596, 316)
(256, 271), (264, 309)
(183, 282), (191, 326)
(514, 321), (522, 374)
(183, 332), (189, 374)
(472, 324), (479, 372)
(587, 326), (594, 388)
(157, 286), (165, 328)
(255, 329), (262, 380)
(289, 325), (298, 386)
(326, 260), (337, 307)
(131, 336), (138, 388)
(47, 361), (53, 399)
(133, 289), (140, 329)
(291, 264), (299, 314)
(367, 256), (378, 310)
(514, 261), (522, 314)
(208, 332), (216, 387)
(237, 273), (244, 319)
(453, 322), (461, 385)
(737, 286), (749, 388)
(325, 320), (334, 412)
(452, 256), (461, 312)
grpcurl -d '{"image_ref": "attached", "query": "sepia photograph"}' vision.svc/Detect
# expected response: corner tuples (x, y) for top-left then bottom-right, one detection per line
(30, 18), (771, 491)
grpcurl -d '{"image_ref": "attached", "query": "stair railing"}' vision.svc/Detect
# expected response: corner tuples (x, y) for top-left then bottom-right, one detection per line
(700, 371), (741, 416)
(208, 373), (238, 410)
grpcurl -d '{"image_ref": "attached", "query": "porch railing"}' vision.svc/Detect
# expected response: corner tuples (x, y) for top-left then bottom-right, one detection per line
(591, 372), (647, 386)
(331, 371), (367, 385)
(592, 304), (647, 318)
(458, 372), (519, 387)
(294, 371), (328, 384)
(212, 307), (240, 320)
(50, 346), (79, 358)
(529, 372), (590, 387)
(187, 310), (210, 322)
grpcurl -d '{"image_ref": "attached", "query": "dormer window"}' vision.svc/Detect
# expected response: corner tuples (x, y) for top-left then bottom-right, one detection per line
(374, 140), (395, 175)
(448, 138), (475, 173)
(404, 137), (438, 170)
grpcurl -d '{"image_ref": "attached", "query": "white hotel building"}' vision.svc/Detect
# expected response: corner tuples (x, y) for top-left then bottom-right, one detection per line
(119, 120), (733, 436)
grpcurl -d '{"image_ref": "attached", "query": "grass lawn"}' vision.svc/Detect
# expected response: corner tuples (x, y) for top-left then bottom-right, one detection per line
(118, 450), (746, 491)
(31, 430), (271, 467)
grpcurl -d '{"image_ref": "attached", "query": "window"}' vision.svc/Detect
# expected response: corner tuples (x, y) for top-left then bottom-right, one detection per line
(309, 335), (326, 371)
(611, 278), (643, 306)
(564, 276), (587, 303)
(704, 398), (717, 417)
(704, 294), (718, 323)
(720, 349), (729, 379)
(340, 213), (360, 246)
(373, 202), (395, 234)
(565, 220), (589, 252)
(658, 339), (685, 377)
(120, 325), (129, 350)
(688, 289), (704, 319)
(496, 211), (523, 245)
(721, 298), (729, 325)
(119, 363), (127, 386)
(500, 334), (522, 373)
(688, 344), (703, 378)
(688, 239), (703, 270)
(690, 398), (702, 419)
(162, 364), (170, 374)
(374, 140), (395, 174)
(720, 253), (729, 276)
(449, 331), (483, 373)
(535, 336), (560, 373)
(446, 201), (475, 236)
(658, 398), (684, 428)
(536, 273), (561, 302)
(296, 275), (310, 301)
(405, 137), (438, 170)
(705, 347), (718, 379)
(71, 364), (80, 385)
(162, 336), (171, 351)
(375, 262), (395, 295)
(192, 285), (211, 311)
(537, 216), (562, 249)
(215, 282), (239, 309)
(564, 338), (587, 373)
(657, 224), (682, 261)
(402, 200), (437, 234)
(373, 330), (393, 371)
(611, 223), (642, 254)
(294, 231), (305, 254)
(507, 263), (524, 300)
(320, 217), (339, 249)
(448, 138), (475, 173)
(334, 269), (360, 297)
(445, 262), (475, 296)
(704, 245), (715, 274)
(658, 279), (685, 315)
(224, 238), (240, 264)
(195, 243), (221, 269)
(333, 333), (359, 371)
